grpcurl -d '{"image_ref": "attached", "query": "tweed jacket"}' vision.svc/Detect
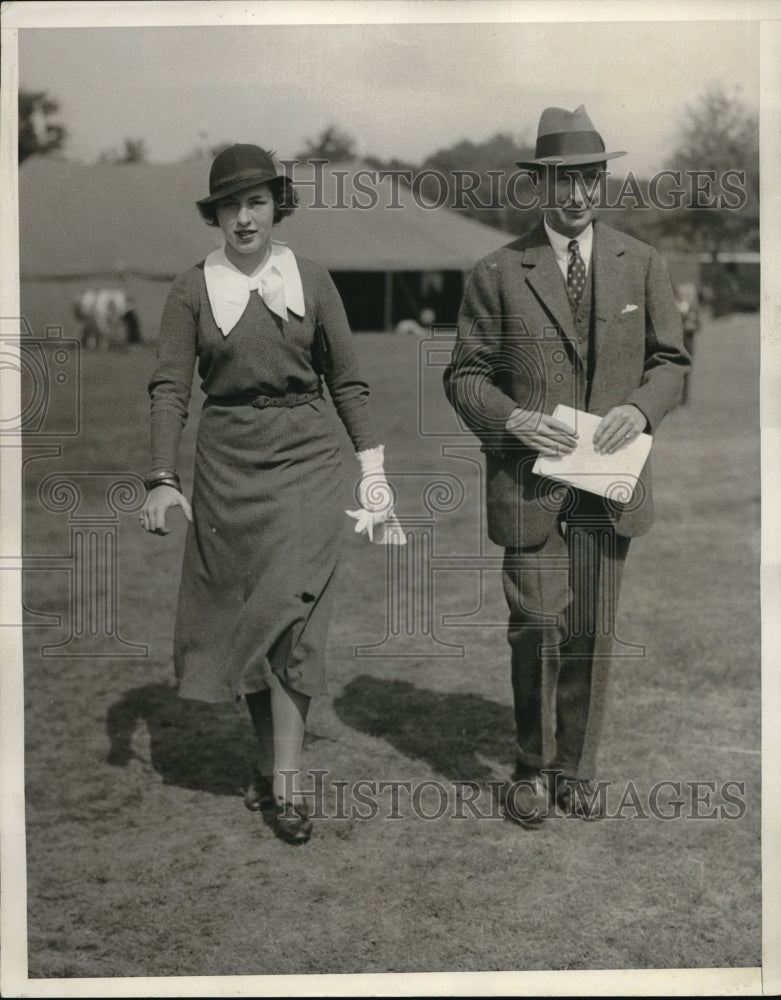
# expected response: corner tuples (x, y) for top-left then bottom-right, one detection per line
(443, 220), (689, 548)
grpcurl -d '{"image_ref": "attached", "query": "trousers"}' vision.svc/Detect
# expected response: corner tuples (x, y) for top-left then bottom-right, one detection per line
(502, 493), (631, 780)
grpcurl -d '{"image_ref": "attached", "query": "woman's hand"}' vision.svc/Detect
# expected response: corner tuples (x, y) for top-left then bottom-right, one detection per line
(346, 445), (405, 544)
(348, 471), (395, 542)
(140, 485), (192, 536)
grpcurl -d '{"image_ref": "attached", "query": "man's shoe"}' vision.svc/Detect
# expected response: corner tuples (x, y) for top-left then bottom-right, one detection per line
(555, 777), (604, 820)
(501, 769), (549, 828)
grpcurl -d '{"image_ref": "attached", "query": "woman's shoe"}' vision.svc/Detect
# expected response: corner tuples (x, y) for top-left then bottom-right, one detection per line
(274, 800), (313, 844)
(244, 771), (275, 813)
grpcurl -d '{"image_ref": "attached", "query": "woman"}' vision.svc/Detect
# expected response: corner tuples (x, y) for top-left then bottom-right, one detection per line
(141, 144), (401, 844)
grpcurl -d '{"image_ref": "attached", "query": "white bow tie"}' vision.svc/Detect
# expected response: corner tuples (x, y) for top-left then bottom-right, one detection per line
(204, 244), (306, 336)
(248, 266), (288, 322)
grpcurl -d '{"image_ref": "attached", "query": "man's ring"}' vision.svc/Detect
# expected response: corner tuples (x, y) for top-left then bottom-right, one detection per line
(625, 431), (633, 439)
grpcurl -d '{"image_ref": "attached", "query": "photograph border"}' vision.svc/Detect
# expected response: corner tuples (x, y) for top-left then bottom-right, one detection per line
(1, 2), (778, 996)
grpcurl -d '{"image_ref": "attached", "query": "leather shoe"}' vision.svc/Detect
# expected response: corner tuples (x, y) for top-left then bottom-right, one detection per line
(555, 777), (604, 820)
(244, 771), (275, 813)
(501, 769), (549, 828)
(274, 800), (313, 844)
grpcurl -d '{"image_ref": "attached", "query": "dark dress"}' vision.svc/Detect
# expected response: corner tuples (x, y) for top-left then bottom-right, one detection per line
(148, 253), (378, 702)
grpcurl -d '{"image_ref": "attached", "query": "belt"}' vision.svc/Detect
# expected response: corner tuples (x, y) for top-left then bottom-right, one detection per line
(207, 388), (322, 409)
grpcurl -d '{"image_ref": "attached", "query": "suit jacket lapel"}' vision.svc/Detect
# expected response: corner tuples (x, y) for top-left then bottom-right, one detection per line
(520, 224), (579, 353)
(593, 222), (628, 351)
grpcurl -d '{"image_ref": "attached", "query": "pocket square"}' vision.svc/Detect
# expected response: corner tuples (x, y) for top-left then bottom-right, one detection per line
(622, 304), (638, 314)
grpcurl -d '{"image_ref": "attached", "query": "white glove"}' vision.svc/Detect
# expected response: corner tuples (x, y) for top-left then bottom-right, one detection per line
(346, 445), (406, 545)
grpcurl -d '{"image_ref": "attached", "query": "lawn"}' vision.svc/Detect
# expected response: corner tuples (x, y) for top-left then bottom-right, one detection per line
(19, 308), (761, 982)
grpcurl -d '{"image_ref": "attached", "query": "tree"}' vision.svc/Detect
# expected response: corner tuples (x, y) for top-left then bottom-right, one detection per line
(19, 89), (66, 162)
(184, 135), (233, 161)
(664, 85), (759, 254)
(296, 125), (357, 162)
(420, 132), (537, 235)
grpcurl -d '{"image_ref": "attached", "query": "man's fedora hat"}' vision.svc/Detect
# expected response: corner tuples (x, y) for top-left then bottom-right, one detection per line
(515, 105), (626, 170)
(196, 143), (288, 206)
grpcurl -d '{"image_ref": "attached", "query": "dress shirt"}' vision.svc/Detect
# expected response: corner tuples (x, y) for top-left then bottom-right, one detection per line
(544, 218), (594, 283)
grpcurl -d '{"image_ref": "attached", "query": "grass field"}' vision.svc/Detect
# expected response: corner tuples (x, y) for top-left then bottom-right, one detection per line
(20, 309), (760, 979)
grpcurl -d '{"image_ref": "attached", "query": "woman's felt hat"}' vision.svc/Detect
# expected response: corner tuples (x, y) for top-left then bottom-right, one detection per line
(196, 144), (287, 206)
(515, 106), (626, 170)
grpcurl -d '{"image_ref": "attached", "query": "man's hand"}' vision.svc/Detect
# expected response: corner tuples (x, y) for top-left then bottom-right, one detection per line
(505, 408), (578, 457)
(593, 405), (647, 455)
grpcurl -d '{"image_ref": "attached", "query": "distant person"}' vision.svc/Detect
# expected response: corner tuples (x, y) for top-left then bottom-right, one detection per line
(74, 288), (127, 349)
(73, 290), (100, 349)
(676, 282), (700, 405)
(710, 261), (739, 318)
(394, 307), (436, 337)
(122, 295), (142, 345)
(444, 106), (689, 826)
(140, 144), (403, 844)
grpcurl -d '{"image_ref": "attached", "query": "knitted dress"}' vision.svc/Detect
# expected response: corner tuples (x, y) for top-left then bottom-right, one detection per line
(149, 253), (379, 702)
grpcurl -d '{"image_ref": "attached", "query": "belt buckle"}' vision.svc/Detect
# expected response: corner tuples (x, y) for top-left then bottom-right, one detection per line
(252, 395), (270, 409)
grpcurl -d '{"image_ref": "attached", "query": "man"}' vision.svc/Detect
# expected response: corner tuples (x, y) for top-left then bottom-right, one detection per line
(443, 106), (689, 825)
(675, 281), (700, 405)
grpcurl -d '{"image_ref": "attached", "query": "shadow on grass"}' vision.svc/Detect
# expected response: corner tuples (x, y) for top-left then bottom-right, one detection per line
(334, 675), (516, 782)
(105, 683), (258, 796)
(107, 677), (516, 793)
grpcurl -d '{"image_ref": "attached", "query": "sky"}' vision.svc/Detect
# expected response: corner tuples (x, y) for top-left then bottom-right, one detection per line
(15, 13), (760, 179)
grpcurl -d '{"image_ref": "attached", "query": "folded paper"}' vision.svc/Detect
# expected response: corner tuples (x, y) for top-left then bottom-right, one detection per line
(532, 404), (652, 501)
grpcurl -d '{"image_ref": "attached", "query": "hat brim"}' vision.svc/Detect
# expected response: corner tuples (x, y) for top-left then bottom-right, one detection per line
(196, 172), (288, 207)
(514, 150), (627, 170)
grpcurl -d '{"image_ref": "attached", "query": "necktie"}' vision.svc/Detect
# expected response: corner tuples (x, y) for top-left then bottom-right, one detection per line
(567, 239), (587, 306)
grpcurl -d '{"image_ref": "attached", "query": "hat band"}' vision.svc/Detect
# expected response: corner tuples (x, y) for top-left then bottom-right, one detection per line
(211, 166), (278, 194)
(535, 130), (606, 160)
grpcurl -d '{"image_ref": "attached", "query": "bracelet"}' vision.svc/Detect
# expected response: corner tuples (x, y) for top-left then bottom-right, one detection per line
(144, 471), (182, 493)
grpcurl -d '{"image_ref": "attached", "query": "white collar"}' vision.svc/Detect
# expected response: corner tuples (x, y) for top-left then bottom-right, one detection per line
(204, 242), (305, 337)
(544, 218), (594, 274)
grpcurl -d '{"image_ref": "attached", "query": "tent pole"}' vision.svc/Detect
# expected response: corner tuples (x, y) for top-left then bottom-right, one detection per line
(383, 271), (393, 332)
